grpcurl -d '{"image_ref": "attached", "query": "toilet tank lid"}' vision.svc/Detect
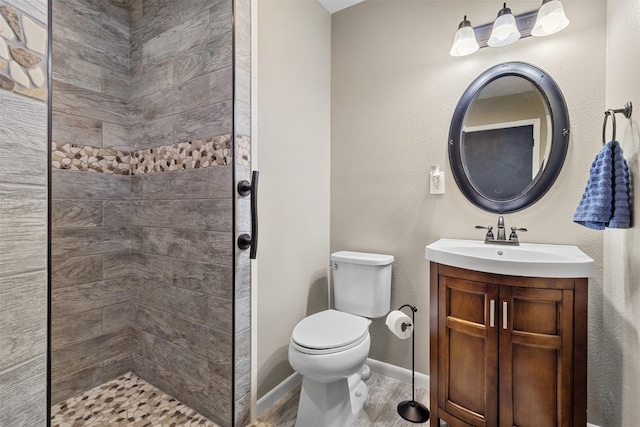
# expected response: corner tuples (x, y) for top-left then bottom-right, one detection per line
(331, 251), (394, 266)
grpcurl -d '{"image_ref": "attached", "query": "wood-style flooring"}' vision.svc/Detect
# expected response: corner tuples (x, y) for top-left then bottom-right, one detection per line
(261, 372), (430, 426)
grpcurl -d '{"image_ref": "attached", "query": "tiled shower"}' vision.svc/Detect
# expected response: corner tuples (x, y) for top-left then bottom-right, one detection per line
(45, 0), (251, 425)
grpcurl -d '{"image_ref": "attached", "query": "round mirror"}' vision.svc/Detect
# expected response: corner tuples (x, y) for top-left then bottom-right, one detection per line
(449, 62), (570, 213)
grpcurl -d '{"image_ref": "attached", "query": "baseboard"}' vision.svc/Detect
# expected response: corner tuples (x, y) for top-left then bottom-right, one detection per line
(587, 423), (600, 427)
(256, 372), (302, 416)
(366, 357), (430, 390)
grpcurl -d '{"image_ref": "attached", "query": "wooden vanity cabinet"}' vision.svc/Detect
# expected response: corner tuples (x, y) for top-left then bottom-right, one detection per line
(429, 263), (587, 427)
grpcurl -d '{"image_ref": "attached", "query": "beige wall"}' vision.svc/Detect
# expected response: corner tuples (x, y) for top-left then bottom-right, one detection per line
(254, 2), (640, 425)
(601, 1), (640, 426)
(256, 0), (332, 399)
(331, 0), (606, 421)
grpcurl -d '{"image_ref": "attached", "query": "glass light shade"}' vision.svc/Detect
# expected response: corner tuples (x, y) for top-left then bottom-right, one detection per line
(450, 21), (479, 57)
(487, 5), (521, 47)
(532, 0), (570, 37)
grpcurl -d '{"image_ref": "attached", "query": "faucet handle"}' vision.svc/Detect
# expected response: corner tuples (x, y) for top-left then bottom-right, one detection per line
(475, 225), (494, 240)
(509, 226), (527, 241)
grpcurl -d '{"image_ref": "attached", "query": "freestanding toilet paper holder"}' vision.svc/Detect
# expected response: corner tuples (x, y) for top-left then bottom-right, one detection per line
(396, 304), (430, 424)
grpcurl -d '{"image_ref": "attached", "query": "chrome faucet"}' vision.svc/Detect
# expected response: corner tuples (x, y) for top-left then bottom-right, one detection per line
(475, 216), (527, 245)
(496, 216), (506, 241)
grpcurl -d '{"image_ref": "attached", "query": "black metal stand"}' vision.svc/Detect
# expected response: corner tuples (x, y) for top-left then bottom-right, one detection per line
(396, 304), (430, 424)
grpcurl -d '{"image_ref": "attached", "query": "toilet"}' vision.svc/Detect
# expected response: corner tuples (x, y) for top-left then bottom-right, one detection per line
(288, 251), (394, 427)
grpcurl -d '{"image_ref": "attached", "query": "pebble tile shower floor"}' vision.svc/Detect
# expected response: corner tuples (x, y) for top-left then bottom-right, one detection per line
(50, 372), (220, 427)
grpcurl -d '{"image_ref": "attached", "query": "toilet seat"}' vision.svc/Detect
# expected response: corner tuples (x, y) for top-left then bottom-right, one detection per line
(291, 310), (369, 355)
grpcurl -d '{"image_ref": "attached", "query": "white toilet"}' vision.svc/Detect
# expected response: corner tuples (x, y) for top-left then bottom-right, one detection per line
(288, 251), (394, 427)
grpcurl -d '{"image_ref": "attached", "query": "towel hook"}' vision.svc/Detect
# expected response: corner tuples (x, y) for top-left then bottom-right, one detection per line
(602, 102), (633, 146)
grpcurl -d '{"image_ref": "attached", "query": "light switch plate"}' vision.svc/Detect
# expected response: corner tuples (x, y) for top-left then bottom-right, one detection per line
(430, 170), (445, 194)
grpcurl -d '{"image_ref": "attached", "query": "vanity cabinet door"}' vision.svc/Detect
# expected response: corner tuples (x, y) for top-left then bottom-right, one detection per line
(431, 263), (587, 427)
(498, 286), (574, 427)
(437, 276), (499, 427)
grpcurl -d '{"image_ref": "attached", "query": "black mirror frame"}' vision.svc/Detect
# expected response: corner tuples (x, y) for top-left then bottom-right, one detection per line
(448, 62), (570, 213)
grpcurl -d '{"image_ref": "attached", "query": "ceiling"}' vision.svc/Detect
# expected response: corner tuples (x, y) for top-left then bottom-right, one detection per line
(477, 76), (537, 100)
(318, 0), (365, 14)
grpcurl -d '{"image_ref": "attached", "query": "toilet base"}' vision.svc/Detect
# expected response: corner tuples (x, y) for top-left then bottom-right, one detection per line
(295, 373), (368, 427)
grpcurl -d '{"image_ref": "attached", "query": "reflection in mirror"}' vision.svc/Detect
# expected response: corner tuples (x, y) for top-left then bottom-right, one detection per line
(449, 62), (570, 213)
(462, 76), (551, 201)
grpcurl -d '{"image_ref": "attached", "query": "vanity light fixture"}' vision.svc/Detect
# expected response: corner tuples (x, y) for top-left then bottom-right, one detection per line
(532, 0), (570, 37)
(450, 0), (570, 57)
(487, 3), (521, 47)
(449, 15), (480, 57)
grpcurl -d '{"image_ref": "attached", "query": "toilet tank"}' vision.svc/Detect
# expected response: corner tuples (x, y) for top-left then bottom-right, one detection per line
(331, 251), (394, 318)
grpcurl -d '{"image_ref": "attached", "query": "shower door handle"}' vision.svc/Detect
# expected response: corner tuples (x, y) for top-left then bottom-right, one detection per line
(237, 170), (259, 259)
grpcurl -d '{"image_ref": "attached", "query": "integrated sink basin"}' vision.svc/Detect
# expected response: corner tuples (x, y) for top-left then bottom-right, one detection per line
(426, 238), (595, 278)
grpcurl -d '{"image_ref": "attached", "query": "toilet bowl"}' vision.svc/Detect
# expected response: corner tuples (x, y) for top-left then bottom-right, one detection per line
(288, 251), (394, 427)
(288, 310), (371, 427)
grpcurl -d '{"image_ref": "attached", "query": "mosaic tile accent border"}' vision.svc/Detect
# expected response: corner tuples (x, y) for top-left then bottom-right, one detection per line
(236, 135), (251, 167)
(51, 372), (220, 427)
(52, 135), (236, 175)
(132, 135), (232, 174)
(0, 0), (48, 101)
(52, 142), (131, 175)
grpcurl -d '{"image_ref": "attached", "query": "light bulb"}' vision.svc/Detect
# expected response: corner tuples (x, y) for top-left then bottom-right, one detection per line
(493, 23), (513, 41)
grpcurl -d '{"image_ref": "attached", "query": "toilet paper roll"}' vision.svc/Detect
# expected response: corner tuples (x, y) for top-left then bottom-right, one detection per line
(385, 310), (413, 339)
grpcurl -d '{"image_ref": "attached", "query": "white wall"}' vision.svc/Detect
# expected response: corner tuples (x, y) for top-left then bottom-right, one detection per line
(330, 0), (606, 421)
(256, 0), (332, 398)
(601, 1), (640, 426)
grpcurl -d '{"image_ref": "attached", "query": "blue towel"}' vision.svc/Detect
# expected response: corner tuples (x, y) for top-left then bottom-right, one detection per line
(573, 140), (632, 230)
